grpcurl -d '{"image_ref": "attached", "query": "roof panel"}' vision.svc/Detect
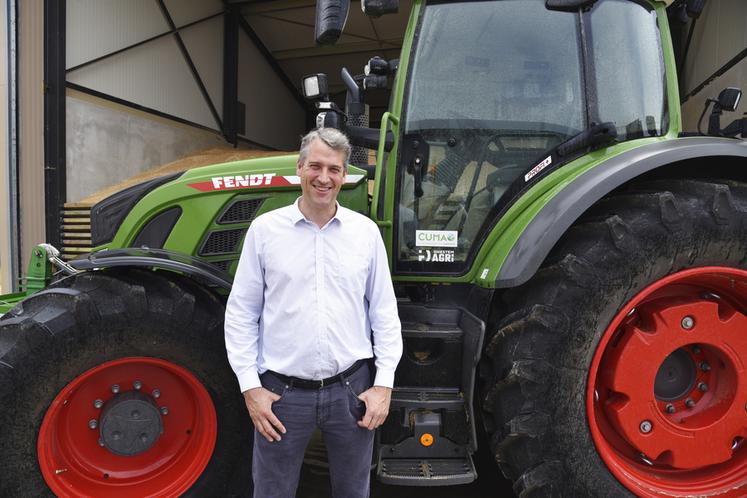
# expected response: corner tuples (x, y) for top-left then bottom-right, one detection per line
(163, 0), (224, 27)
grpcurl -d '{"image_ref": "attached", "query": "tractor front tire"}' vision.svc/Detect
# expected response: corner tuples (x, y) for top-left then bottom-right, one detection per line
(481, 179), (747, 497)
(0, 269), (252, 497)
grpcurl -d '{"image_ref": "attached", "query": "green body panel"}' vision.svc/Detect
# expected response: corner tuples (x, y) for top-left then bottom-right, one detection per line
(95, 154), (369, 276)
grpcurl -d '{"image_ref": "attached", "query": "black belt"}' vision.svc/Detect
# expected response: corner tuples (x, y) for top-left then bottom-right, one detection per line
(264, 359), (369, 389)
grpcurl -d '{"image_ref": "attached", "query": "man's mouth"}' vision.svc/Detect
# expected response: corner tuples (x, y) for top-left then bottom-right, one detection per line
(313, 184), (332, 193)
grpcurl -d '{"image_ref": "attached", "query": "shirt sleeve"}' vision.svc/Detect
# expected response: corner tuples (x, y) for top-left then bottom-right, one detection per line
(224, 224), (265, 393)
(365, 224), (403, 388)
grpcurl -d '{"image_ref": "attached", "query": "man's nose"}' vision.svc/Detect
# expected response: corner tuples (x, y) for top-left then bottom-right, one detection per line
(318, 169), (330, 183)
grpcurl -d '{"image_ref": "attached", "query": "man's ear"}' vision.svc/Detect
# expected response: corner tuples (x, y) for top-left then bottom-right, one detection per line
(297, 160), (303, 176)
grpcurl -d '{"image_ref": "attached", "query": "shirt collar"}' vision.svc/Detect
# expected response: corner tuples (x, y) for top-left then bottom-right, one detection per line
(290, 197), (346, 226)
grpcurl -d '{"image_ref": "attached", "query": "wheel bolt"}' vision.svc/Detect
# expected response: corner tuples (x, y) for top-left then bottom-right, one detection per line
(700, 362), (711, 372)
(88, 419), (97, 430)
(111, 384), (120, 394)
(98, 438), (105, 447)
(639, 420), (653, 433)
(133, 380), (142, 390)
(93, 399), (103, 409)
(112, 431), (122, 440)
(161, 406), (169, 416)
(686, 398), (695, 408)
(152, 389), (161, 399)
(681, 316), (695, 329)
(698, 382), (708, 392)
(665, 404), (675, 414)
(692, 345), (701, 355)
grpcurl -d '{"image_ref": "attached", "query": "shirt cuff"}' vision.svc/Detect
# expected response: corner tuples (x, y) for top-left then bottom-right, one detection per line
(373, 368), (396, 389)
(238, 369), (262, 393)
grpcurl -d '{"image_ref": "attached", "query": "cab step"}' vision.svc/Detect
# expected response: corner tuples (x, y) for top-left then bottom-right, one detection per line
(378, 456), (477, 486)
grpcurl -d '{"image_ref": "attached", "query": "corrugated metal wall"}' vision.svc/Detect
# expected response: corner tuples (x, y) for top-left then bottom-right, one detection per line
(18, 0), (45, 276)
(680, 0), (747, 130)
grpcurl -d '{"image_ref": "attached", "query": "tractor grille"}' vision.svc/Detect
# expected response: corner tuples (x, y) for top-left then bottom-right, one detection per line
(199, 229), (246, 256)
(218, 198), (264, 224)
(209, 259), (234, 272)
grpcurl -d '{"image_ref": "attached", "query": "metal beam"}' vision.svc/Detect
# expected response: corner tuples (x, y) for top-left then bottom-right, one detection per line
(273, 40), (402, 61)
(223, 6), (240, 145)
(156, 0), (224, 135)
(234, 0), (316, 15)
(4, 0), (19, 290)
(43, 0), (65, 250)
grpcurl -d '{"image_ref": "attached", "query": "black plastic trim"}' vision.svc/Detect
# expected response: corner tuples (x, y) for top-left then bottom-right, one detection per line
(131, 207), (182, 249)
(69, 248), (233, 290)
(91, 173), (182, 246)
(495, 137), (747, 288)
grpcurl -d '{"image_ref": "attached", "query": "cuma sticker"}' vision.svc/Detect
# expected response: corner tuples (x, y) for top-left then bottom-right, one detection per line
(415, 230), (458, 247)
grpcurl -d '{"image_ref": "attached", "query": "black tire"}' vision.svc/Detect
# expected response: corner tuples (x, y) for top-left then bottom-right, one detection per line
(0, 269), (252, 497)
(480, 179), (747, 497)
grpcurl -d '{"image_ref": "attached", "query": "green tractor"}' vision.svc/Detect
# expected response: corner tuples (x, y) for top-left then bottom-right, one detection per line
(2, 0), (747, 496)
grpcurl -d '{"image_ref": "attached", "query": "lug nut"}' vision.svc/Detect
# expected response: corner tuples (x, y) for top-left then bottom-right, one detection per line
(639, 420), (653, 433)
(98, 438), (105, 447)
(692, 345), (701, 355)
(133, 380), (142, 390)
(665, 404), (675, 414)
(160, 406), (169, 416)
(698, 382), (709, 392)
(88, 419), (98, 430)
(685, 398), (695, 408)
(93, 399), (103, 409)
(112, 431), (122, 441)
(152, 389), (161, 399)
(111, 384), (120, 394)
(700, 362), (711, 372)
(681, 316), (695, 330)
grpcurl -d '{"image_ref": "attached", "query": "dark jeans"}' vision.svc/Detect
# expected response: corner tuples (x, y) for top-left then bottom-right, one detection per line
(253, 362), (375, 498)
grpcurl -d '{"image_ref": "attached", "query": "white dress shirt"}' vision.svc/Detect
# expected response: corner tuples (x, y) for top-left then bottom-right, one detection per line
(224, 198), (402, 393)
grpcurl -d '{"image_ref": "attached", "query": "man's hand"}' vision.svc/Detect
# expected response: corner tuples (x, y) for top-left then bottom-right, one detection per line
(243, 387), (287, 442)
(357, 386), (392, 431)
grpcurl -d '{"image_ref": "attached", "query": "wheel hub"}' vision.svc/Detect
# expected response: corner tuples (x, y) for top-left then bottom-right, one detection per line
(654, 348), (696, 401)
(588, 268), (747, 497)
(99, 391), (163, 456)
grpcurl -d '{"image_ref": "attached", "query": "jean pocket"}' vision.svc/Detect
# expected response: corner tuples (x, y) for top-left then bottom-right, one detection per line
(261, 375), (288, 402)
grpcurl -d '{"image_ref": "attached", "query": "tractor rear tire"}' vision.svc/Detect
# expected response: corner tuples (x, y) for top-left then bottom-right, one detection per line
(0, 269), (252, 497)
(481, 179), (747, 497)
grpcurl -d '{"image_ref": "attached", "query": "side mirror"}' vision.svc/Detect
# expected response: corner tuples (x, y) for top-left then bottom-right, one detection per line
(302, 74), (329, 100)
(717, 87), (742, 112)
(315, 0), (350, 46)
(361, 0), (398, 17)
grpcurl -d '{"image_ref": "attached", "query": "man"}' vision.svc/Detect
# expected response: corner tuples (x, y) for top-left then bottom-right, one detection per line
(224, 128), (402, 498)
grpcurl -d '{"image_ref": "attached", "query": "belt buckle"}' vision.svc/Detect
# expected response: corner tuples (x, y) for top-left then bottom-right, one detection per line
(320, 378), (324, 388)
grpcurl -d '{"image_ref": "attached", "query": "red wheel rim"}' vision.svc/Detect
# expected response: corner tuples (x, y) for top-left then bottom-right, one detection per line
(588, 267), (747, 497)
(38, 357), (217, 498)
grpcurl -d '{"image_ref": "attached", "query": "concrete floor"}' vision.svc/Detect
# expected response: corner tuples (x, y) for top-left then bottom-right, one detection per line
(296, 443), (515, 498)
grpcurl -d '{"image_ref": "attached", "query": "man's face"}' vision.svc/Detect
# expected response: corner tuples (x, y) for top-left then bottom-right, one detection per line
(297, 138), (347, 212)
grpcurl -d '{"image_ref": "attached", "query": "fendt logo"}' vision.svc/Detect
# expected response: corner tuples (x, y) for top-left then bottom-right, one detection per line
(212, 173), (276, 189)
(188, 173), (286, 192)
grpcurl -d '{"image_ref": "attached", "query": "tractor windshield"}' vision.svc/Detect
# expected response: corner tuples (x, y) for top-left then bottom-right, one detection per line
(395, 0), (666, 274)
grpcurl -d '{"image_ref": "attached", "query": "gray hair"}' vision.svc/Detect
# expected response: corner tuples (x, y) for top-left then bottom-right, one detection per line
(298, 128), (351, 168)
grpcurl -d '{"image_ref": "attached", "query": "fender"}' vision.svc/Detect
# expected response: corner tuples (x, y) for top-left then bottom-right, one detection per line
(492, 137), (747, 288)
(70, 247), (233, 290)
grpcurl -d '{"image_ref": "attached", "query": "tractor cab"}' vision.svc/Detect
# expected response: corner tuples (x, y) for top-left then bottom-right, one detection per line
(306, 0), (669, 275)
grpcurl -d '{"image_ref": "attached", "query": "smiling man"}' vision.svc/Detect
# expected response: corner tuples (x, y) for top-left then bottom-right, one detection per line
(224, 128), (402, 498)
